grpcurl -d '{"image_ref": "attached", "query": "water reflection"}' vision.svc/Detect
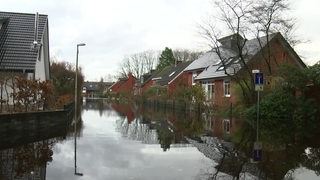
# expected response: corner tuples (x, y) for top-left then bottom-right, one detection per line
(1, 99), (319, 179)
(48, 99), (213, 180)
(0, 138), (62, 180)
(138, 100), (320, 179)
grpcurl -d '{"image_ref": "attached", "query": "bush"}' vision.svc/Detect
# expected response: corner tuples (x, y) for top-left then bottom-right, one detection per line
(244, 89), (318, 146)
(173, 84), (205, 104)
(144, 85), (167, 99)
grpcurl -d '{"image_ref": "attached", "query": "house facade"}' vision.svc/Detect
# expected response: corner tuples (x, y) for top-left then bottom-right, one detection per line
(142, 61), (192, 97)
(0, 11), (50, 105)
(82, 81), (114, 98)
(184, 52), (221, 87)
(109, 73), (136, 95)
(191, 33), (306, 109)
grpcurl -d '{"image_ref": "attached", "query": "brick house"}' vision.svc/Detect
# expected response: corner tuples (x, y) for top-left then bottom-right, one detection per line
(184, 51), (221, 86)
(192, 33), (306, 108)
(141, 61), (192, 96)
(109, 73), (136, 95)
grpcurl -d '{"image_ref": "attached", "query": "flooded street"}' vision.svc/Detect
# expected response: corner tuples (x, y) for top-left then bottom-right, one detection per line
(1, 98), (319, 179)
(46, 101), (214, 180)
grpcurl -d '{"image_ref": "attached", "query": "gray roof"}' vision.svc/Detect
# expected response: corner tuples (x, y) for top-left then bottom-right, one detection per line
(195, 65), (227, 80)
(195, 33), (286, 81)
(155, 61), (193, 86)
(184, 51), (221, 72)
(0, 11), (48, 72)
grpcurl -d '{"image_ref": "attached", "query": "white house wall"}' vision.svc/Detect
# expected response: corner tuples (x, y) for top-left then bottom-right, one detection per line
(35, 21), (50, 81)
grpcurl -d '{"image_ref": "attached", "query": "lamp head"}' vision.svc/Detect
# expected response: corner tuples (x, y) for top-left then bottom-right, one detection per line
(77, 43), (86, 47)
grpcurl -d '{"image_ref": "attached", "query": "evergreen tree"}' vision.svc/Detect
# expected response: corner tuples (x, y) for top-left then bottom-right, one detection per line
(156, 47), (175, 71)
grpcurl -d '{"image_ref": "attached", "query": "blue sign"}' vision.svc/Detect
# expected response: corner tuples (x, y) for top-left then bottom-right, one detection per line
(255, 72), (264, 85)
(253, 149), (262, 161)
(253, 142), (262, 161)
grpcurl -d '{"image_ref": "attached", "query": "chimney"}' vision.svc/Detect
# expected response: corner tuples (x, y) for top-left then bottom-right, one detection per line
(33, 12), (39, 48)
(218, 34), (244, 52)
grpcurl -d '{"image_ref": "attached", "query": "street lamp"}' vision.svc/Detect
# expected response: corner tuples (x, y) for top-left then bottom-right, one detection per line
(74, 43), (86, 124)
(74, 43), (85, 176)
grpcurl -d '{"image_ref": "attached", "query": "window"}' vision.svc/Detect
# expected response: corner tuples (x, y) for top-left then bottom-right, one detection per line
(169, 71), (175, 77)
(192, 72), (197, 85)
(223, 119), (230, 134)
(224, 80), (231, 97)
(202, 81), (214, 100)
(217, 65), (225, 71)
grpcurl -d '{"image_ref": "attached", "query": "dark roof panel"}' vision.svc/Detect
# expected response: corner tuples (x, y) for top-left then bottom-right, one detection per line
(156, 61), (193, 86)
(0, 11), (48, 72)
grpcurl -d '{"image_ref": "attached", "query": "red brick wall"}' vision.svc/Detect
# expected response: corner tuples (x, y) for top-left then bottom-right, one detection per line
(210, 116), (241, 140)
(141, 80), (155, 94)
(118, 74), (136, 93)
(186, 70), (203, 86)
(214, 79), (233, 108)
(110, 81), (122, 92)
(111, 73), (136, 94)
(168, 72), (189, 96)
(250, 38), (304, 77)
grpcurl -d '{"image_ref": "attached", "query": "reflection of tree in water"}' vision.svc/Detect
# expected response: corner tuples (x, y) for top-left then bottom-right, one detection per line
(186, 136), (258, 179)
(0, 138), (57, 180)
(82, 98), (113, 117)
(120, 101), (320, 179)
(188, 118), (320, 180)
(301, 148), (320, 176)
(140, 104), (210, 152)
(156, 122), (174, 151)
(115, 114), (177, 151)
(172, 111), (204, 138)
(115, 116), (159, 144)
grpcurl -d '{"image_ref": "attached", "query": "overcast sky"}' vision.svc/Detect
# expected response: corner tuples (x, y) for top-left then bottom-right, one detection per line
(2, 0), (320, 81)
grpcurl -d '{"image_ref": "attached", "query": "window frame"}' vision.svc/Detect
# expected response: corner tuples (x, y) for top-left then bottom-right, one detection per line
(224, 80), (231, 97)
(202, 81), (215, 101)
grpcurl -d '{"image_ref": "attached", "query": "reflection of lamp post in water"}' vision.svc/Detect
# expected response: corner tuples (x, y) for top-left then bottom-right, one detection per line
(74, 43), (85, 176)
(74, 129), (83, 176)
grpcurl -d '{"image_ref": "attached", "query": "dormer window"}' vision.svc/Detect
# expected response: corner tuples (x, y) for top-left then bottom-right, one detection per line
(217, 66), (225, 71)
(169, 71), (175, 77)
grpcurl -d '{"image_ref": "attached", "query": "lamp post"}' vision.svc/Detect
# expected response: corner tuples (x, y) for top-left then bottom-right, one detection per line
(74, 43), (85, 176)
(74, 43), (86, 124)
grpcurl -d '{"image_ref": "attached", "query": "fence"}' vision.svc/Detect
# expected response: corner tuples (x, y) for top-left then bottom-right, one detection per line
(0, 103), (74, 150)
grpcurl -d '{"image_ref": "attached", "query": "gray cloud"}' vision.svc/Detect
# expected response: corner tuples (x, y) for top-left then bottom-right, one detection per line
(2, 0), (320, 81)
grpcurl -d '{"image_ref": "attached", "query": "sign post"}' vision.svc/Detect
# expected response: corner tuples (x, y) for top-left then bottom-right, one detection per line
(253, 141), (262, 161)
(252, 70), (263, 162)
(255, 72), (264, 91)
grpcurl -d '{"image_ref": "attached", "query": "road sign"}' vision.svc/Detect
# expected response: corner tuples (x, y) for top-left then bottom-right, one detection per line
(255, 84), (264, 91)
(255, 72), (264, 85)
(253, 141), (262, 161)
(254, 72), (264, 91)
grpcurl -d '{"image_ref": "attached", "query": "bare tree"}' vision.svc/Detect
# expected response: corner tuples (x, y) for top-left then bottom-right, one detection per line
(173, 49), (203, 62)
(141, 50), (159, 73)
(200, 0), (298, 104)
(118, 50), (159, 79)
(118, 56), (132, 79)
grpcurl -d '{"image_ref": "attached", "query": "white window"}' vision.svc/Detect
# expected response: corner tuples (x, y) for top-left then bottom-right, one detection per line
(202, 81), (214, 101)
(192, 72), (197, 85)
(224, 80), (231, 97)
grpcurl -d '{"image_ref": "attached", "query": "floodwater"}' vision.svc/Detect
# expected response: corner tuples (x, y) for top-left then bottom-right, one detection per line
(0, 98), (319, 180)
